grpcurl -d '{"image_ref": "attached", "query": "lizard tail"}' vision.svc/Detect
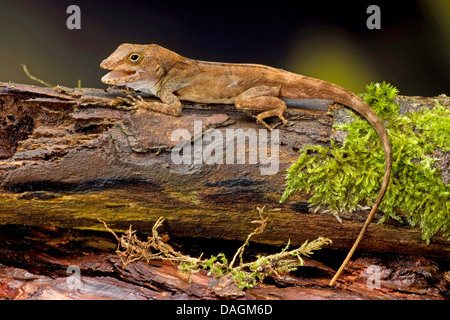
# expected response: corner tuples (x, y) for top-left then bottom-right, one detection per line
(324, 85), (393, 286)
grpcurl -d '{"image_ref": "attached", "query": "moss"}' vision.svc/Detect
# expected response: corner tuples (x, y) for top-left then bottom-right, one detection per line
(281, 82), (449, 243)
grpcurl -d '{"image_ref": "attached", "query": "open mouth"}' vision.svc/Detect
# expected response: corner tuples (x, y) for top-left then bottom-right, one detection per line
(101, 70), (140, 84)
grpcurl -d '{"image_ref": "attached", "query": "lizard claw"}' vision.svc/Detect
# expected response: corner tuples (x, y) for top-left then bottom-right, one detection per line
(117, 95), (146, 110)
(116, 105), (138, 111)
(126, 95), (145, 104)
(256, 118), (273, 131)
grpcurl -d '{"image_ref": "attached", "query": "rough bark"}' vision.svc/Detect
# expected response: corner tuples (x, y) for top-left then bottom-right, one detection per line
(0, 225), (448, 300)
(0, 82), (449, 261)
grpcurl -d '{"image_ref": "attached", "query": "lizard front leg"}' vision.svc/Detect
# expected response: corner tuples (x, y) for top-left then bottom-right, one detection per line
(234, 86), (287, 131)
(119, 89), (182, 116)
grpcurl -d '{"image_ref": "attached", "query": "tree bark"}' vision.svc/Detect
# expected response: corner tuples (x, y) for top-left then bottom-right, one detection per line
(0, 225), (448, 300)
(0, 82), (449, 260)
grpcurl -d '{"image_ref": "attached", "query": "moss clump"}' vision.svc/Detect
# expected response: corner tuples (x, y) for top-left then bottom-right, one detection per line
(281, 82), (449, 243)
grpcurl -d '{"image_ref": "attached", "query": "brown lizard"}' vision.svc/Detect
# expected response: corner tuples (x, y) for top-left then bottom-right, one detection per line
(100, 43), (392, 286)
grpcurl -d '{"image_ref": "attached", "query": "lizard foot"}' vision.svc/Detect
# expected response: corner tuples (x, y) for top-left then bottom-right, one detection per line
(116, 95), (146, 111)
(256, 112), (288, 131)
(256, 118), (273, 131)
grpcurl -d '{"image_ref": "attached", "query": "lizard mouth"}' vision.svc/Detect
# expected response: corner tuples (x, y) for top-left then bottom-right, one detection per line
(101, 70), (142, 84)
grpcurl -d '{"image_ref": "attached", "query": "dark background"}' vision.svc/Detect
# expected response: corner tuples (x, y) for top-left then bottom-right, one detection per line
(0, 0), (448, 96)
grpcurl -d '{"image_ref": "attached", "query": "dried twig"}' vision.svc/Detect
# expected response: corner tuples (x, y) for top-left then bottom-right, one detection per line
(21, 64), (53, 87)
(100, 207), (332, 292)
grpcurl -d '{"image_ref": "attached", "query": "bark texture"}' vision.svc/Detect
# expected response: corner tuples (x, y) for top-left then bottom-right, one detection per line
(0, 82), (448, 259)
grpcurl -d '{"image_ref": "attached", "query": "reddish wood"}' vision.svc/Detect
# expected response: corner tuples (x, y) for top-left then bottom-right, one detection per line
(0, 226), (447, 300)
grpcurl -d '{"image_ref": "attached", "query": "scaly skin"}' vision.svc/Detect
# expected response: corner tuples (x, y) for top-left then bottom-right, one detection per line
(101, 43), (392, 285)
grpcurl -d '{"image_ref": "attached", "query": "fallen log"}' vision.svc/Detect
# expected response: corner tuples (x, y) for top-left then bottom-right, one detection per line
(0, 225), (448, 300)
(0, 82), (449, 261)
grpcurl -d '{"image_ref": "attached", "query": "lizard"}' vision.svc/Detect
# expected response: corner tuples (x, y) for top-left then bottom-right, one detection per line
(100, 43), (392, 286)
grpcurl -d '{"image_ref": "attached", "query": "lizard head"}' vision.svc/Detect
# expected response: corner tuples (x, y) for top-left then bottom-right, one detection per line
(100, 43), (170, 88)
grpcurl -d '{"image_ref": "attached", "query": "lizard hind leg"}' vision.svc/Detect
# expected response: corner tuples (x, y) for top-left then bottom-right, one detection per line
(235, 86), (287, 131)
(256, 108), (287, 131)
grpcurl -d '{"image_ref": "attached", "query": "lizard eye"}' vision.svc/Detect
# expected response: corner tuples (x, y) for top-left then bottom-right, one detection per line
(129, 53), (141, 62)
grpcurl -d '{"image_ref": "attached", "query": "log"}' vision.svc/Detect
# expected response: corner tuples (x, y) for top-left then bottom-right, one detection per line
(0, 82), (449, 261)
(0, 225), (448, 300)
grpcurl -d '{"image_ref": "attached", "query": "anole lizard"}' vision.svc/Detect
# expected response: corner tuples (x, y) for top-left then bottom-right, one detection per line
(100, 43), (392, 286)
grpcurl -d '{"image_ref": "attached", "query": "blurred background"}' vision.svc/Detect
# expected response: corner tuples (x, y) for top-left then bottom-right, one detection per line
(0, 0), (448, 96)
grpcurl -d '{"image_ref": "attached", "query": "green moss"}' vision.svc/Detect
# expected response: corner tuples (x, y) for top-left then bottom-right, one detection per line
(281, 82), (449, 242)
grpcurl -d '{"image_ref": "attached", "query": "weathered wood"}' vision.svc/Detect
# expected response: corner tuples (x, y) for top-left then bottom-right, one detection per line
(0, 82), (449, 261)
(0, 225), (448, 300)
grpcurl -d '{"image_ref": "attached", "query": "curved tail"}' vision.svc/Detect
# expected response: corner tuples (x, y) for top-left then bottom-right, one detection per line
(304, 81), (393, 286)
